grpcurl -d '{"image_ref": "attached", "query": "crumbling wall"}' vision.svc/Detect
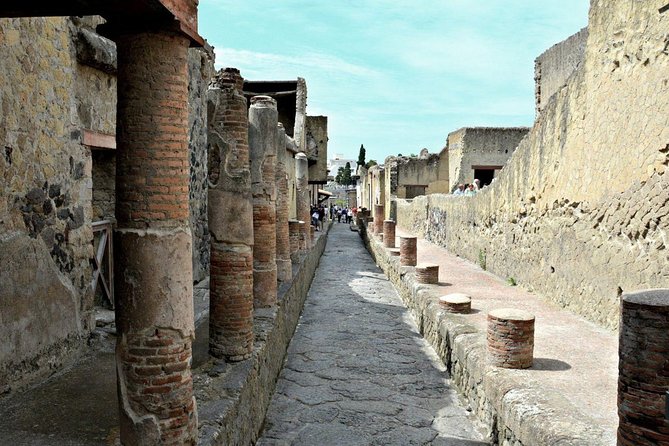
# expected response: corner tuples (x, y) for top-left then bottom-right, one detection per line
(447, 127), (529, 191)
(188, 45), (214, 283)
(398, 1), (669, 330)
(535, 27), (588, 116)
(305, 116), (328, 184)
(0, 17), (93, 390)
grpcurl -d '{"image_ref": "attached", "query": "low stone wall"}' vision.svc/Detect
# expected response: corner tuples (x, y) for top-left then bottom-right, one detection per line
(360, 223), (607, 446)
(195, 222), (330, 445)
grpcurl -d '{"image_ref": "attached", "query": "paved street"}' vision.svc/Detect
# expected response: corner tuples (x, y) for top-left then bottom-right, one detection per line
(258, 223), (487, 445)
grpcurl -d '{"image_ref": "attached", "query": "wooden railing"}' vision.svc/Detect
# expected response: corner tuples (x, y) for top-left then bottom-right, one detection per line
(92, 220), (114, 308)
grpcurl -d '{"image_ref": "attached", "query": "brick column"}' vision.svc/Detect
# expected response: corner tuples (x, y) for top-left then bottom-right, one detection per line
(288, 220), (301, 256)
(439, 293), (472, 314)
(487, 309), (535, 369)
(383, 220), (396, 248)
(295, 152), (310, 249)
(114, 31), (197, 445)
(249, 96), (278, 308)
(374, 205), (384, 234)
(399, 236), (417, 266)
(275, 123), (292, 282)
(207, 68), (253, 361)
(618, 289), (669, 446)
(415, 263), (439, 284)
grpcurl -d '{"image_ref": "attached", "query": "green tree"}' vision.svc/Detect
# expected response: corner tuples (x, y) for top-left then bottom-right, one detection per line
(342, 162), (353, 186)
(365, 159), (377, 169)
(335, 166), (344, 184)
(357, 144), (366, 167)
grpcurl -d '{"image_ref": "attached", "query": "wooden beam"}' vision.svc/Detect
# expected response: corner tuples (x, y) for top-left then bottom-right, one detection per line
(83, 129), (116, 150)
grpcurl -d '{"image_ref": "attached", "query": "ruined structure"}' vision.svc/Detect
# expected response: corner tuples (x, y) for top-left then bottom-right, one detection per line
(446, 127), (529, 191)
(395, 2), (669, 333)
(0, 2), (329, 442)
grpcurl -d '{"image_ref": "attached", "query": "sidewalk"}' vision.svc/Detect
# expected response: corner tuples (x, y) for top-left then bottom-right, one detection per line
(366, 226), (618, 445)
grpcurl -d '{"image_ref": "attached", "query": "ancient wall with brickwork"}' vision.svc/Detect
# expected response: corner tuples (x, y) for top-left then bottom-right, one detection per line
(396, 0), (669, 330)
(0, 17), (95, 390)
(0, 16), (214, 391)
(535, 27), (588, 116)
(446, 127), (529, 191)
(306, 116), (328, 184)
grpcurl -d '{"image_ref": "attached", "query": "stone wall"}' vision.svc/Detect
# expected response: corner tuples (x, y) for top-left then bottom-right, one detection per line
(446, 127), (529, 191)
(305, 116), (328, 184)
(396, 0), (669, 331)
(0, 17), (94, 391)
(188, 45), (215, 282)
(534, 27), (588, 116)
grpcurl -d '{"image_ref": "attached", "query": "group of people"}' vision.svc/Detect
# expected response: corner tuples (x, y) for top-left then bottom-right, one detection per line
(452, 179), (481, 196)
(310, 204), (358, 230)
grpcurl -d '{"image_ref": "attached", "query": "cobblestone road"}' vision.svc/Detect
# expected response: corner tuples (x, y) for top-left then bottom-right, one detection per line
(258, 223), (487, 445)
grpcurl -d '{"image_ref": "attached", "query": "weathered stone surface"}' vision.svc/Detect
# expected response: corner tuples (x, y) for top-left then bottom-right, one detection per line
(361, 223), (612, 445)
(259, 224), (484, 445)
(275, 123), (292, 282)
(249, 95), (279, 308)
(207, 68), (254, 361)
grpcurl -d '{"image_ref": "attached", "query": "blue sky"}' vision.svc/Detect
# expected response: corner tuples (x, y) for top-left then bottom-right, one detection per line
(199, 1), (589, 163)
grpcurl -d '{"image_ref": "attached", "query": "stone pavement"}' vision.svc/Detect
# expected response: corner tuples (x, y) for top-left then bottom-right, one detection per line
(258, 223), (487, 445)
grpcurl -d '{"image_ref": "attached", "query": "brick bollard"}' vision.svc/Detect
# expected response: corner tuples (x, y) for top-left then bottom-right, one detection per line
(487, 309), (535, 369)
(298, 221), (307, 250)
(378, 233), (384, 243)
(389, 248), (401, 257)
(249, 96), (278, 308)
(275, 123), (292, 282)
(114, 30), (197, 444)
(383, 220), (396, 248)
(288, 219), (301, 255)
(415, 263), (439, 284)
(618, 289), (669, 446)
(439, 293), (472, 313)
(399, 236), (417, 266)
(207, 68), (254, 361)
(374, 205), (384, 234)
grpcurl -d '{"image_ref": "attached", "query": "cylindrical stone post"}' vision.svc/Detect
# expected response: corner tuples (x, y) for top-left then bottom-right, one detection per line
(207, 68), (254, 361)
(389, 248), (401, 257)
(439, 293), (472, 314)
(114, 30), (197, 444)
(487, 309), (535, 369)
(618, 289), (669, 446)
(298, 221), (307, 250)
(374, 205), (384, 234)
(415, 263), (439, 284)
(249, 96), (278, 308)
(296, 152), (310, 249)
(288, 219), (300, 255)
(383, 220), (396, 248)
(275, 123), (292, 282)
(400, 236), (417, 266)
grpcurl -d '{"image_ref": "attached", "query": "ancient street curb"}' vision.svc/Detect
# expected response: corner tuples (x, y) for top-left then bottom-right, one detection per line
(360, 223), (610, 446)
(196, 222), (332, 445)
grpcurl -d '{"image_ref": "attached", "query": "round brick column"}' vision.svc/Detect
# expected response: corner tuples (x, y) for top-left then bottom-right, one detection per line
(399, 236), (417, 266)
(618, 289), (669, 446)
(207, 68), (254, 361)
(374, 205), (384, 234)
(415, 263), (439, 284)
(383, 220), (396, 248)
(249, 96), (278, 308)
(295, 153), (310, 249)
(298, 221), (307, 250)
(114, 30), (197, 444)
(439, 293), (472, 314)
(288, 219), (300, 255)
(487, 309), (535, 369)
(275, 123), (292, 282)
